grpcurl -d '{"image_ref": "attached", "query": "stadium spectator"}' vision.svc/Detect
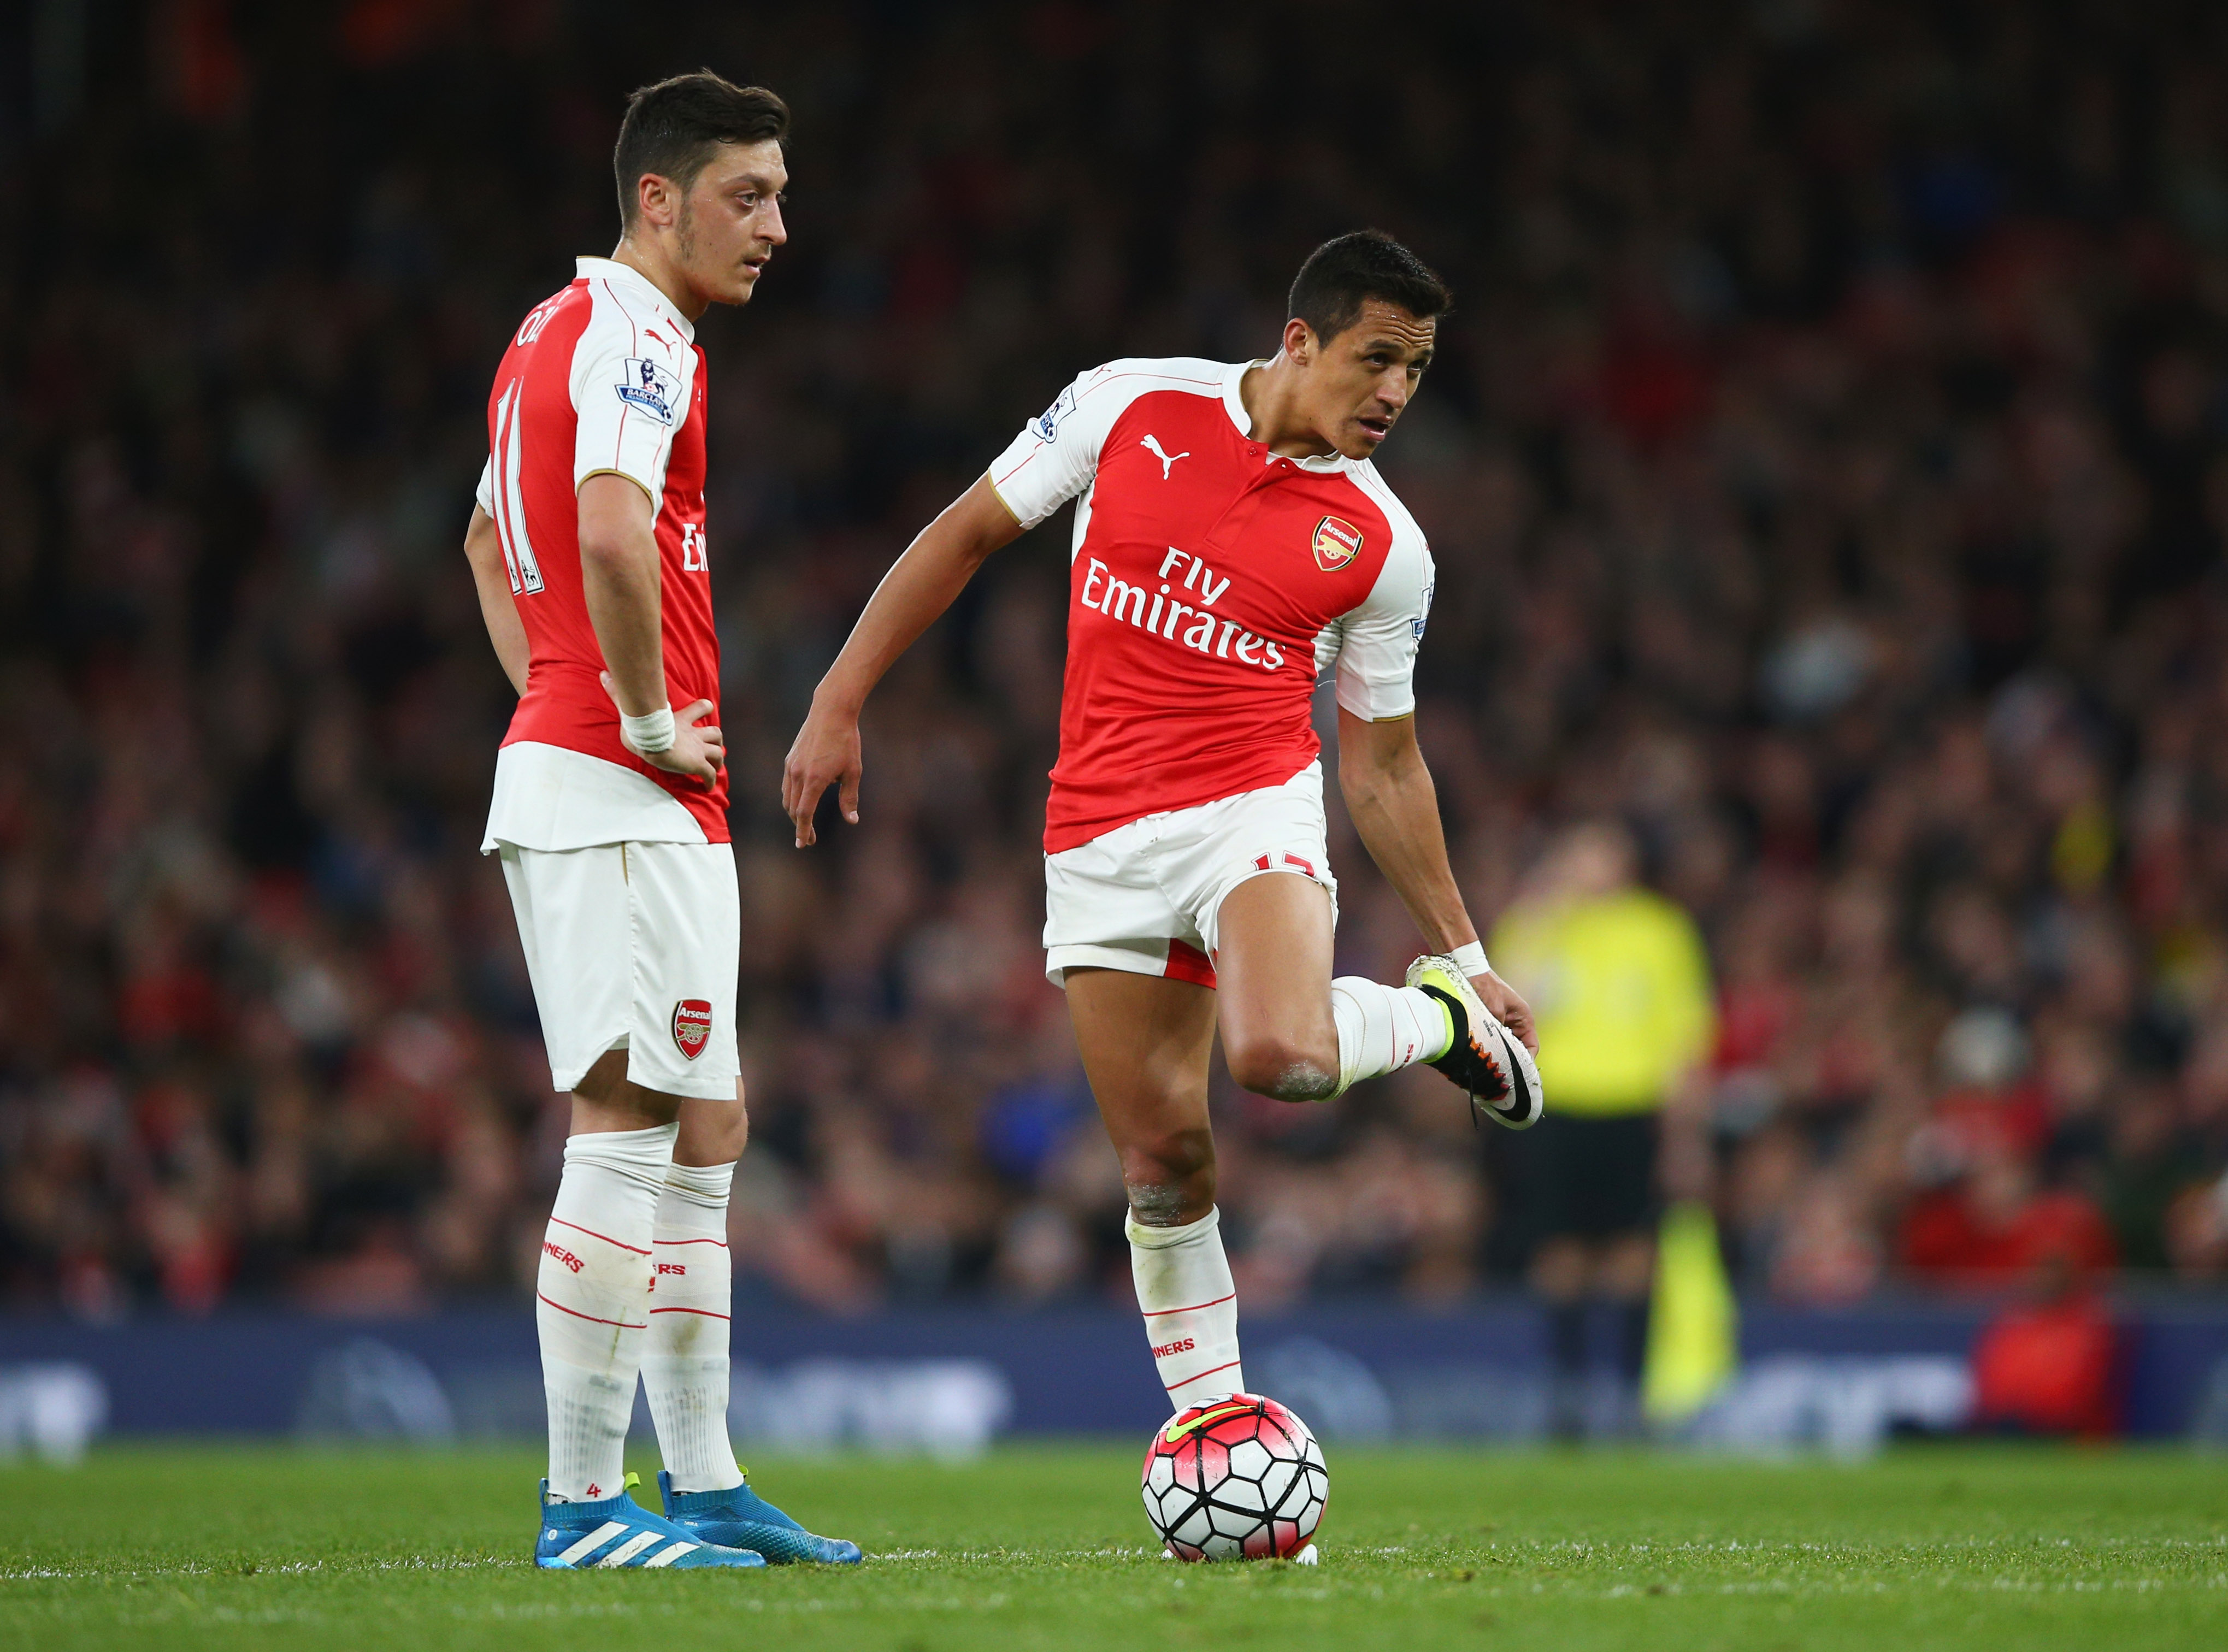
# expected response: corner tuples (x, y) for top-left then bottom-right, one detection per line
(1970, 1259), (2125, 1437)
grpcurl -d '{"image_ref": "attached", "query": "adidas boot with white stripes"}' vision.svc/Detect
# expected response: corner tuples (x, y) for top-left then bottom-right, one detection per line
(534, 1476), (767, 1570)
(657, 1468), (864, 1564)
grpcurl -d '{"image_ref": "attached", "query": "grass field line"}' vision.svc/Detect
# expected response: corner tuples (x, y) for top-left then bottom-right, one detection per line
(6, 1532), (2225, 1584)
(7, 1559), (2224, 1599)
(0, 1555), (512, 1582)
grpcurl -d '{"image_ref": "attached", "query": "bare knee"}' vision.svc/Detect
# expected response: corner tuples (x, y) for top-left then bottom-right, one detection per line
(1224, 1034), (1338, 1104)
(1121, 1127), (1217, 1227)
(676, 1086), (748, 1166)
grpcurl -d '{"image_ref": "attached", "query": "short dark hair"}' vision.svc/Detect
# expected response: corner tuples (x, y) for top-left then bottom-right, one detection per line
(1287, 231), (1450, 345)
(613, 70), (789, 229)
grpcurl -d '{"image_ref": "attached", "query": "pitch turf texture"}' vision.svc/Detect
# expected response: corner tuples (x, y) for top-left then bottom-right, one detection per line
(2, 1446), (2224, 1650)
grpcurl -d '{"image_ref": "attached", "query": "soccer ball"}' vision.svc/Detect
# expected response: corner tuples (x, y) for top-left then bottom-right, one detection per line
(1140, 1393), (1328, 1561)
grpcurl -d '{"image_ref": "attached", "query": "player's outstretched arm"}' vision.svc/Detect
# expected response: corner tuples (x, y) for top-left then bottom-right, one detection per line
(462, 505), (530, 697)
(1336, 709), (1537, 1051)
(783, 473), (1022, 846)
(578, 472), (724, 787)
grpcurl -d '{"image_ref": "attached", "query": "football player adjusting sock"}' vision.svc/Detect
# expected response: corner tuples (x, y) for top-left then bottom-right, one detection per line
(538, 1122), (678, 1502)
(642, 1158), (745, 1494)
(1329, 977), (1454, 1095)
(1129, 1206), (1245, 1406)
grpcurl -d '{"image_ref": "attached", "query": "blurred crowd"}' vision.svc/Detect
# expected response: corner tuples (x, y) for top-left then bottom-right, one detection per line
(5, 0), (2228, 1318)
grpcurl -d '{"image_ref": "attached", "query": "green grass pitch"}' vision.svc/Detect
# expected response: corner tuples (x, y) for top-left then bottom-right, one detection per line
(1, 1443), (2224, 1650)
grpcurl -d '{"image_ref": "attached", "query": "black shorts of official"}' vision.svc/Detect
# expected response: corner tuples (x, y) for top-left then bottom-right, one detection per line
(1513, 1110), (1661, 1244)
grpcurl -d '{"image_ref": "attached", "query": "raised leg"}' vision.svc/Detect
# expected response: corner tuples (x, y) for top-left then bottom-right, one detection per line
(1215, 871), (1451, 1100)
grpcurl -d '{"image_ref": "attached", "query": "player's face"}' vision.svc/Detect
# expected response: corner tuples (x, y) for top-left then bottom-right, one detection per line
(676, 139), (789, 308)
(1300, 302), (1436, 459)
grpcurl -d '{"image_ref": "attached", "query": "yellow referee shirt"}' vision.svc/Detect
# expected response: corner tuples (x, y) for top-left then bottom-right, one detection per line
(1489, 888), (1715, 1117)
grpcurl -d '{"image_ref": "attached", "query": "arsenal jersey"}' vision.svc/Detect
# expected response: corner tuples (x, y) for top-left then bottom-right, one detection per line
(988, 358), (1435, 854)
(473, 256), (726, 851)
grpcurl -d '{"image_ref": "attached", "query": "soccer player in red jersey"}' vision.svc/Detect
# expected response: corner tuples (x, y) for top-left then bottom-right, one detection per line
(462, 72), (855, 1569)
(786, 232), (1543, 1412)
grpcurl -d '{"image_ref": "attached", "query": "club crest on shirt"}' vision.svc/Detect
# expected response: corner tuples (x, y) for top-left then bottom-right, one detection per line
(617, 357), (681, 426)
(671, 999), (712, 1060)
(1312, 515), (1364, 571)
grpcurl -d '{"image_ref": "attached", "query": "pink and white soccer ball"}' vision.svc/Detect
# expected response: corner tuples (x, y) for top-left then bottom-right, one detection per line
(1141, 1393), (1328, 1561)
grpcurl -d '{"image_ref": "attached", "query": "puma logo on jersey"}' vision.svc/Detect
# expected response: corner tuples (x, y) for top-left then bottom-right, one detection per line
(1141, 434), (1189, 478)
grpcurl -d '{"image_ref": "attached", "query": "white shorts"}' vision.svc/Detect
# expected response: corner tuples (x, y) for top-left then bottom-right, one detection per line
(1043, 762), (1339, 988)
(498, 840), (740, 1100)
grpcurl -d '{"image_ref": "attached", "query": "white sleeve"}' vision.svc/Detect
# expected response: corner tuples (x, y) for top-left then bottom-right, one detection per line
(1328, 515), (1433, 722)
(570, 289), (693, 501)
(473, 459), (494, 515)
(985, 363), (1133, 529)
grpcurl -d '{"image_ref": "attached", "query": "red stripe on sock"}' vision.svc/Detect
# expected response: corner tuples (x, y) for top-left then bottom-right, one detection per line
(651, 1237), (730, 1247)
(549, 1216), (651, 1256)
(648, 1306), (732, 1319)
(537, 1293), (647, 1330)
(1141, 1292), (1236, 1318)
(1165, 1359), (1243, 1391)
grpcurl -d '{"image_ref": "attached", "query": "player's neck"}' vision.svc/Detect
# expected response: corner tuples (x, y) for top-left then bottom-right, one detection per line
(1237, 357), (1338, 461)
(608, 238), (711, 324)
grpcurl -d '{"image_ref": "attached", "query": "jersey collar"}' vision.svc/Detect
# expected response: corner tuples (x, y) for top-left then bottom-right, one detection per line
(1219, 359), (1357, 473)
(576, 256), (697, 344)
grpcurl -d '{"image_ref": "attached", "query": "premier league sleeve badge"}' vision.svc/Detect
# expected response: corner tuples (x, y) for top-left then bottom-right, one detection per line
(616, 357), (682, 425)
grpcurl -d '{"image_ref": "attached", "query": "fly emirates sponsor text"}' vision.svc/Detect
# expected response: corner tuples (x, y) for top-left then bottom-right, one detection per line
(1077, 547), (1287, 671)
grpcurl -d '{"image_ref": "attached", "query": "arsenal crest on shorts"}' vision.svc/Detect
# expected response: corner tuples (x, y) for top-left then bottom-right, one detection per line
(671, 999), (713, 1060)
(1311, 515), (1363, 571)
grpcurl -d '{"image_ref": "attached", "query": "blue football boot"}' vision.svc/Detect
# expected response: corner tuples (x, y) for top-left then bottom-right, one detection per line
(535, 1473), (768, 1569)
(657, 1468), (864, 1564)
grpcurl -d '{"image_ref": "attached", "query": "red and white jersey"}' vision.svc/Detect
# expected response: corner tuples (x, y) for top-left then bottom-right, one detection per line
(989, 358), (1434, 853)
(474, 256), (726, 851)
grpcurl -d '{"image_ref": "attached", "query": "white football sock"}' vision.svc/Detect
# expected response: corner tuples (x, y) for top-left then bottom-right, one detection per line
(1330, 977), (1452, 1095)
(642, 1158), (744, 1495)
(537, 1122), (676, 1501)
(1129, 1206), (1244, 1407)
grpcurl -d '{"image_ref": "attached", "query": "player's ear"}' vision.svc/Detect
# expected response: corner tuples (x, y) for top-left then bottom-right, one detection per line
(635, 171), (677, 231)
(1283, 316), (1316, 366)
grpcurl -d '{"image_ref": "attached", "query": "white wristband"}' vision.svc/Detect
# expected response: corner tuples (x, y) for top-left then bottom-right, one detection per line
(620, 705), (676, 755)
(1449, 941), (1490, 978)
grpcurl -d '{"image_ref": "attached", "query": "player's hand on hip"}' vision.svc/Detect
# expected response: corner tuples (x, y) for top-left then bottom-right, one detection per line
(1473, 970), (1539, 1054)
(601, 672), (723, 787)
(781, 705), (862, 848)
(640, 698), (723, 787)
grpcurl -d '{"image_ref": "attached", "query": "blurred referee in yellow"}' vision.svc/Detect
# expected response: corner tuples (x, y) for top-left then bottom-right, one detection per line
(1490, 819), (1715, 1439)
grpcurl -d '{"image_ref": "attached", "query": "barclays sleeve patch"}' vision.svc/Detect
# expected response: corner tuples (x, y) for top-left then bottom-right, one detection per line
(1412, 577), (1435, 642)
(616, 357), (681, 426)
